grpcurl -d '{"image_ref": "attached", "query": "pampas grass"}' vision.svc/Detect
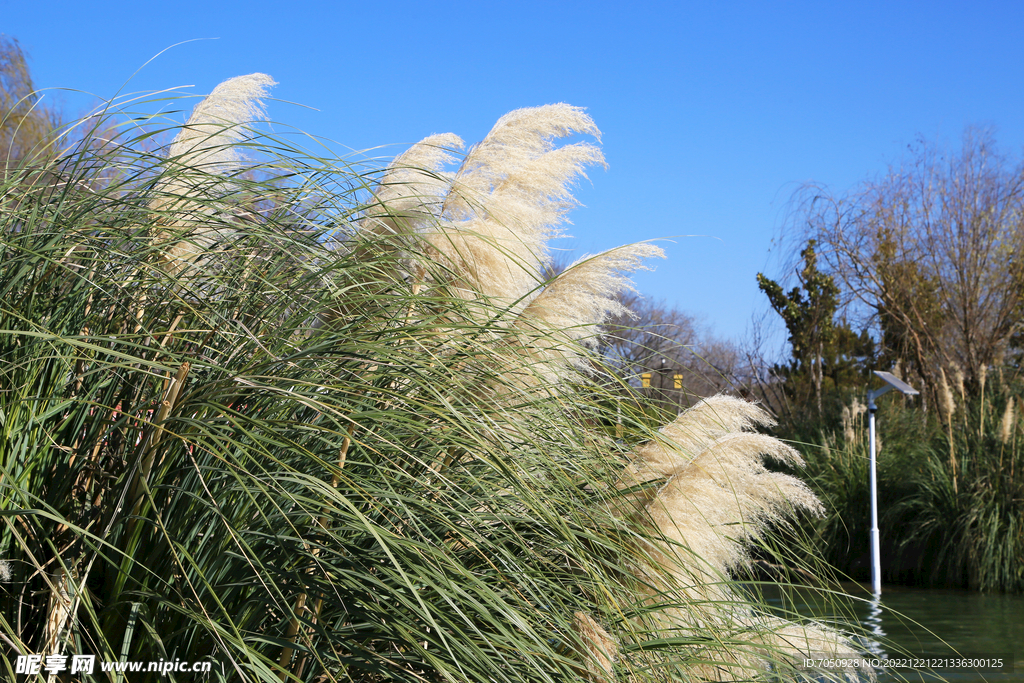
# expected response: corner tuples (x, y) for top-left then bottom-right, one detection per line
(615, 395), (771, 503)
(152, 73), (275, 270)
(360, 103), (605, 312)
(841, 398), (866, 444)
(361, 132), (463, 243)
(1000, 396), (1015, 445)
(514, 243), (664, 384)
(571, 612), (618, 682)
(643, 429), (822, 579)
(608, 397), (859, 679)
(164, 73), (275, 178)
(0, 75), (864, 682)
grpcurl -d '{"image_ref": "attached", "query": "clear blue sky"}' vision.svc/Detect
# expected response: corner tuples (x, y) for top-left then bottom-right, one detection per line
(5, 1), (1024, 347)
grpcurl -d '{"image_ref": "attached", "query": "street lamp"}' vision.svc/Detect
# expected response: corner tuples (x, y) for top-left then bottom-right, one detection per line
(867, 370), (918, 595)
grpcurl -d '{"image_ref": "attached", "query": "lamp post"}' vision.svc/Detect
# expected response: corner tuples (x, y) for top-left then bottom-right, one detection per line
(867, 370), (918, 596)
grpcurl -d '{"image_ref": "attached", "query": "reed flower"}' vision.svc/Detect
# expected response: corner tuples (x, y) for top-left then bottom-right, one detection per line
(571, 612), (618, 682)
(513, 243), (663, 384)
(622, 397), (823, 582)
(938, 368), (956, 422)
(362, 104), (605, 313)
(152, 73), (275, 269)
(614, 395), (769, 506)
(360, 132), (463, 245)
(980, 364), (989, 436)
(841, 397), (866, 443)
(951, 363), (966, 406)
(1000, 397), (1015, 445)
(443, 104), (605, 288)
(163, 73), (275, 178)
(0, 76), (865, 682)
(938, 367), (959, 491)
(609, 397), (861, 675)
(357, 106), (657, 393)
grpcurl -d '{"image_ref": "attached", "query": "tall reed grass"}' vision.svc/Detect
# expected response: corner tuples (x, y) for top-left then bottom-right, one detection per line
(0, 75), (863, 681)
(799, 381), (1024, 592)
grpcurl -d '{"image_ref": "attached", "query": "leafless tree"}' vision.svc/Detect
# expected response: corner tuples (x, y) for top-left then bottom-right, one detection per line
(794, 128), (1024, 406)
(603, 292), (742, 410)
(1, 35), (61, 164)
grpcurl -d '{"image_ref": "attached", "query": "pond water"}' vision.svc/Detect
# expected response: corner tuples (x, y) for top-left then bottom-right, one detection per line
(759, 582), (1023, 682)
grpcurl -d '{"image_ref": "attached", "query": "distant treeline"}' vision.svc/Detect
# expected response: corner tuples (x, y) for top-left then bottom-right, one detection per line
(754, 130), (1024, 592)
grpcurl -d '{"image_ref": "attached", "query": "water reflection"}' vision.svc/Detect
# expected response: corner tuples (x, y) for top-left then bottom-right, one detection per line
(758, 582), (1023, 682)
(861, 594), (888, 661)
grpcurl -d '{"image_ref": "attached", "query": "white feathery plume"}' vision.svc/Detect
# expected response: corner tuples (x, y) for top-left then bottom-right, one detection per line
(1000, 397), (1015, 445)
(951, 362), (966, 406)
(513, 243), (663, 384)
(169, 74), (275, 174)
(841, 405), (854, 443)
(571, 612), (617, 682)
(610, 396), (862, 676)
(614, 395), (773, 509)
(938, 368), (956, 422)
(447, 103), (603, 223)
(152, 74), (275, 268)
(425, 104), (605, 309)
(980, 364), (989, 437)
(362, 132), (464, 242)
(851, 397), (866, 417)
(353, 105), (604, 312)
(745, 619), (870, 681)
(156, 73), (275, 203)
(638, 609), (866, 683)
(614, 397), (824, 577)
(645, 431), (822, 578)
(841, 398), (866, 444)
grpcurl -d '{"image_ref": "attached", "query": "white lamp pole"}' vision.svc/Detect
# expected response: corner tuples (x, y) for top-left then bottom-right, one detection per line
(866, 370), (918, 596)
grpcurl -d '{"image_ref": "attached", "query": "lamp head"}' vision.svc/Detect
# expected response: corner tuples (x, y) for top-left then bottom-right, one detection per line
(868, 370), (919, 408)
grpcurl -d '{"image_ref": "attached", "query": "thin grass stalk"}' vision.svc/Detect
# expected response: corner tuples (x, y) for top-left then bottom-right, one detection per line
(281, 423), (356, 680)
(128, 361), (190, 519)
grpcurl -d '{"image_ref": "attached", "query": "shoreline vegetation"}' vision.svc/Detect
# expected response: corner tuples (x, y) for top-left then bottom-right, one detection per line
(0, 72), (870, 682)
(753, 134), (1024, 593)
(779, 386), (1024, 594)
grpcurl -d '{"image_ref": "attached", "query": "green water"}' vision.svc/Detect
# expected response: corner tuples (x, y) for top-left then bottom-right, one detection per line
(761, 582), (1023, 682)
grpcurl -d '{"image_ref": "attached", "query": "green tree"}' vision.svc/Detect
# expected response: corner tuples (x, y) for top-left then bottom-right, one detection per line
(771, 130), (1024, 593)
(757, 240), (841, 414)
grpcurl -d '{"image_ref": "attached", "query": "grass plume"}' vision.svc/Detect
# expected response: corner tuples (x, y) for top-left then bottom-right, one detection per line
(0, 75), (864, 682)
(151, 73), (276, 270)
